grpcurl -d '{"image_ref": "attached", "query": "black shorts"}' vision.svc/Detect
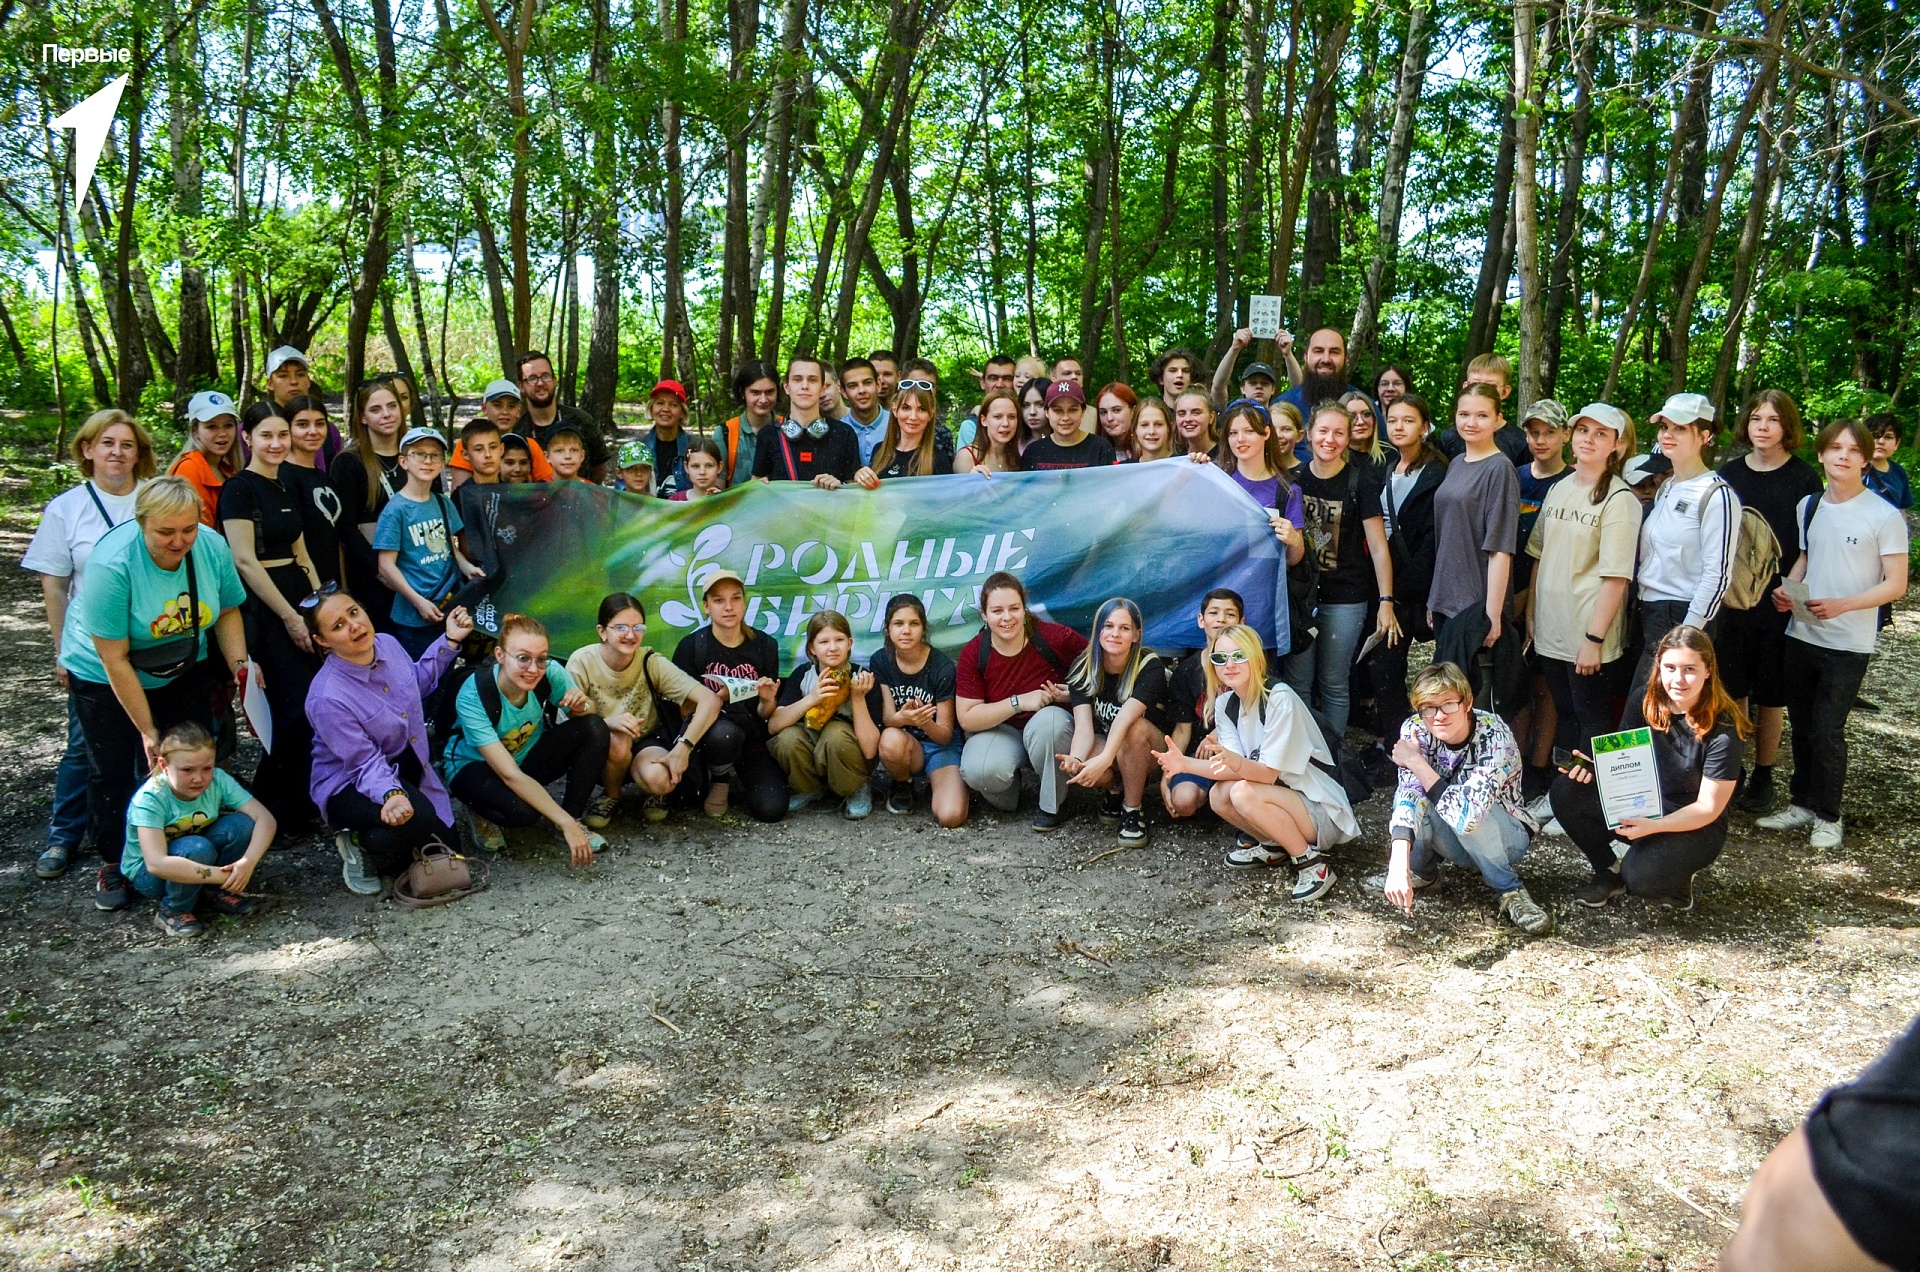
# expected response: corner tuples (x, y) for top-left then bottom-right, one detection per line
(1716, 598), (1792, 708)
(1807, 1013), (1920, 1271)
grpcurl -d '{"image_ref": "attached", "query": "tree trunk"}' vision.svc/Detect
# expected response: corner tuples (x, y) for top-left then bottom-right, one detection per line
(167, 0), (215, 401)
(1350, 0), (1428, 360)
(1077, 0), (1116, 367)
(752, 0), (809, 364)
(1233, 0), (1266, 316)
(469, 189), (519, 375)
(1464, 43), (1517, 365)
(1297, 93), (1342, 334)
(1511, 0), (1546, 408)
(718, 0), (759, 378)
(1265, 14), (1350, 314)
(1207, 0), (1231, 355)
(1714, 72), (1798, 406)
(584, 0), (620, 425)
(1543, 3), (1595, 393)
(1019, 24), (1040, 356)
(659, 0), (689, 379)
(380, 293), (423, 427)
(228, 6), (256, 404)
(402, 220), (445, 429)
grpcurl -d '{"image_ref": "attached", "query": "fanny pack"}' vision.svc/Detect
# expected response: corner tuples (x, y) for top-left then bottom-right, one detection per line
(128, 553), (202, 680)
(390, 838), (491, 909)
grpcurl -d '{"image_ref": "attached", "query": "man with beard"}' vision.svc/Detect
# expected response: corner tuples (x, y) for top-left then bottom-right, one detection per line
(517, 351), (610, 483)
(1278, 328), (1369, 417)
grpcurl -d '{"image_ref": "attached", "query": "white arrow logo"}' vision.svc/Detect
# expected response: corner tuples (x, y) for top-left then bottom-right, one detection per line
(50, 74), (129, 215)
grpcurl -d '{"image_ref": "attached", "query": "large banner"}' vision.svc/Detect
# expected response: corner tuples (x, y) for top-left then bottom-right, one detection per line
(478, 461), (1286, 664)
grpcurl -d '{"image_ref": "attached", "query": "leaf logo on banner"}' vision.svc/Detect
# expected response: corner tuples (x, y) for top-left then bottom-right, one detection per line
(662, 525), (733, 627)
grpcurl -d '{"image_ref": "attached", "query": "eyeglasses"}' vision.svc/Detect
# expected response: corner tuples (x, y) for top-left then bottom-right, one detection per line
(504, 650), (543, 668)
(897, 379), (935, 392)
(521, 371), (556, 385)
(602, 623), (643, 635)
(296, 580), (341, 611)
(1207, 650), (1251, 667)
(1417, 699), (1468, 721)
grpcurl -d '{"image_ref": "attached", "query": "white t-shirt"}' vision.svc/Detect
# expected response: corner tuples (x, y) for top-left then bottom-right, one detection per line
(1637, 468), (1739, 624)
(1210, 681), (1359, 845)
(1789, 488), (1908, 654)
(21, 481), (142, 603)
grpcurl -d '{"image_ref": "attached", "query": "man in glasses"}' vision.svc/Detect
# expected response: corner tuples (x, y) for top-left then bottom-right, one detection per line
(516, 350), (609, 484)
(839, 357), (890, 466)
(1379, 661), (1552, 936)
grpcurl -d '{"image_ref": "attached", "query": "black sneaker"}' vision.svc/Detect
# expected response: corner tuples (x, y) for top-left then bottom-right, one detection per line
(1032, 807), (1067, 831)
(1737, 768), (1775, 816)
(1117, 807), (1147, 843)
(1853, 696), (1880, 714)
(197, 888), (256, 919)
(95, 865), (130, 912)
(885, 784), (914, 815)
(1100, 790), (1124, 826)
(1574, 873), (1626, 908)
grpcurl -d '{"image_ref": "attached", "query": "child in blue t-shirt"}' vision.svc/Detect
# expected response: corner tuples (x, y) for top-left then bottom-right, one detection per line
(125, 722), (276, 937)
(375, 428), (484, 656)
(1865, 414), (1914, 511)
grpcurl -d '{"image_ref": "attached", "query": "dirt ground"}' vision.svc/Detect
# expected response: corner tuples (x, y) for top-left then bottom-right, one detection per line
(2, 522), (1917, 1272)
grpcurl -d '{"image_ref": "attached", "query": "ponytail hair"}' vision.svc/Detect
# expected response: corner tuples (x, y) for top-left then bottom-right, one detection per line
(498, 612), (548, 645)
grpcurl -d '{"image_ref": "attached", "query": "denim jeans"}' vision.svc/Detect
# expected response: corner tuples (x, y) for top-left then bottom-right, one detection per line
(126, 812), (254, 915)
(47, 697), (91, 849)
(1283, 601), (1369, 739)
(1406, 799), (1531, 894)
(1783, 637), (1872, 823)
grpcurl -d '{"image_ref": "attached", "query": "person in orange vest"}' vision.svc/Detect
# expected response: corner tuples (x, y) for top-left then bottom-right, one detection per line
(717, 360), (775, 488)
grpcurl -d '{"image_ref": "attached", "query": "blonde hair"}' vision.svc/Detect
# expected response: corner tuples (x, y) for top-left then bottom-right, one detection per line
(1465, 353), (1513, 385)
(1409, 662), (1474, 710)
(71, 409), (158, 481)
(153, 720), (215, 773)
(1201, 624), (1269, 708)
(1132, 397), (1178, 461)
(1013, 355), (1049, 384)
(134, 476), (205, 526)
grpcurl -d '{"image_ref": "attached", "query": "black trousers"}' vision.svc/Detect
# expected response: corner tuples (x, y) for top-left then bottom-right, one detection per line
(1540, 656), (1626, 758)
(1782, 636), (1871, 823)
(448, 714), (610, 828)
(1550, 772), (1728, 900)
(1361, 610), (1432, 742)
(246, 567), (320, 829)
(693, 712), (789, 823)
(323, 749), (456, 875)
(1625, 600), (1702, 712)
(71, 667), (213, 867)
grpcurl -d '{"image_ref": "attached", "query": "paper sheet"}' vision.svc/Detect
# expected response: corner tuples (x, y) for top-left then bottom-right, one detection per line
(1355, 630), (1384, 665)
(1248, 294), (1284, 340)
(1591, 726), (1663, 828)
(1781, 579), (1821, 626)
(241, 658), (272, 754)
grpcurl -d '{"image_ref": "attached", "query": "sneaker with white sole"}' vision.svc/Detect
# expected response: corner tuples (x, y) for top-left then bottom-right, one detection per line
(1117, 807), (1147, 843)
(1756, 804), (1816, 832)
(643, 796), (668, 823)
(1289, 854), (1337, 902)
(463, 807), (506, 853)
(1224, 841), (1289, 868)
(583, 795), (619, 831)
(1499, 885), (1553, 935)
(1538, 817), (1566, 838)
(1811, 816), (1845, 850)
(787, 789), (821, 814)
(843, 784), (873, 819)
(885, 784), (914, 815)
(335, 831), (383, 896)
(1525, 792), (1555, 823)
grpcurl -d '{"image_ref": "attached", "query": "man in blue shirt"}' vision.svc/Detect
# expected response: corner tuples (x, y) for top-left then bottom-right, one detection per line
(840, 357), (890, 465)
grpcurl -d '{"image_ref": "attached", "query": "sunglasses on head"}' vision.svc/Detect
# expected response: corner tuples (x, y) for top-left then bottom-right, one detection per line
(296, 580), (341, 611)
(897, 379), (935, 392)
(1208, 649), (1251, 666)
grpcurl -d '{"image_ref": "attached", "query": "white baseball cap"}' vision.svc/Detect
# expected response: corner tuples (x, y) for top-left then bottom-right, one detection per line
(1651, 392), (1716, 428)
(264, 346), (309, 377)
(1623, 453), (1672, 485)
(186, 390), (238, 423)
(483, 379), (523, 402)
(1571, 402), (1631, 435)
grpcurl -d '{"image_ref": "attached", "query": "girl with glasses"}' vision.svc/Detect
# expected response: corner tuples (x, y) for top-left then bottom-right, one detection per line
(1151, 624), (1357, 901)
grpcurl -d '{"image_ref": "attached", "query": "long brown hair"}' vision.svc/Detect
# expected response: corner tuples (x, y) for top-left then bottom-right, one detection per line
(1387, 393), (1448, 472)
(1581, 408), (1637, 506)
(1215, 401), (1288, 479)
(873, 384), (940, 476)
(347, 381), (402, 511)
(1641, 625), (1751, 740)
(970, 391), (1023, 470)
(1735, 389), (1805, 453)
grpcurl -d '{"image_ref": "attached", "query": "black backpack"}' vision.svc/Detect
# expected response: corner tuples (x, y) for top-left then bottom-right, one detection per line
(1219, 680), (1373, 805)
(430, 660), (560, 764)
(975, 622), (1069, 680)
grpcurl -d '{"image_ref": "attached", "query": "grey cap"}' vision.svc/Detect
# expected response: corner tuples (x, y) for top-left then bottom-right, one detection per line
(482, 379), (523, 402)
(263, 346), (309, 377)
(399, 427), (447, 452)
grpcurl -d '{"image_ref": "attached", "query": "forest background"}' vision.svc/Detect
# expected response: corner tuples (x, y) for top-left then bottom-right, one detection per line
(0, 0), (1915, 450)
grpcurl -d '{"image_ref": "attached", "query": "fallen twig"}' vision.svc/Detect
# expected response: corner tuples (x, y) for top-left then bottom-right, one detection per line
(914, 1100), (954, 1128)
(648, 1000), (685, 1036)
(1656, 1176), (1739, 1232)
(1054, 938), (1110, 967)
(1079, 845), (1141, 867)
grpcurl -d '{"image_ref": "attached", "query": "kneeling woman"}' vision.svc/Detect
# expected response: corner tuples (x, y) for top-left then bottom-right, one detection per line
(870, 594), (968, 827)
(442, 613), (611, 864)
(126, 721), (276, 937)
(1153, 624), (1358, 901)
(1060, 597), (1171, 845)
(567, 592), (723, 828)
(769, 610), (883, 817)
(304, 587), (471, 894)
(1551, 624), (1745, 910)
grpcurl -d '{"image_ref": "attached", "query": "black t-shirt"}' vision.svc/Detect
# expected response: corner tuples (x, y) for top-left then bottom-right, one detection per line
(875, 429), (956, 479)
(1806, 1012), (1920, 1272)
(1295, 461), (1385, 604)
(281, 463), (345, 585)
(868, 644), (957, 741)
(1437, 424), (1531, 467)
(1166, 651), (1212, 735)
(216, 469), (306, 560)
(1069, 655), (1172, 735)
(1719, 453), (1824, 583)
(453, 480), (507, 577)
(775, 660), (887, 723)
(1624, 700), (1741, 814)
(672, 625), (782, 724)
(1022, 434), (1116, 471)
(1515, 464), (1573, 591)
(751, 420), (861, 483)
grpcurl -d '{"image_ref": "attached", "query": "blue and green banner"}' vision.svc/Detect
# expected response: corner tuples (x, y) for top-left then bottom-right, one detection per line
(479, 462), (1285, 666)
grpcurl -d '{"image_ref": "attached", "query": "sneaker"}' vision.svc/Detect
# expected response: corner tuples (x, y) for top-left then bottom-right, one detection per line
(1032, 807), (1067, 831)
(1525, 792), (1555, 823)
(1853, 695), (1880, 714)
(197, 888), (255, 918)
(1737, 768), (1775, 815)
(843, 784), (873, 819)
(1538, 817), (1565, 838)
(95, 865), (130, 912)
(1233, 831), (1259, 851)
(1117, 807), (1147, 843)
(36, 844), (71, 880)
(1224, 841), (1290, 868)
(1811, 817), (1845, 850)
(642, 796), (667, 823)
(885, 784), (914, 815)
(1756, 804), (1816, 832)
(154, 909), (202, 938)
(585, 829), (609, 855)
(335, 831), (383, 896)
(787, 789), (822, 815)
(1499, 886), (1553, 935)
(463, 808), (506, 853)
(1289, 854), (1337, 902)
(583, 795), (619, 831)
(1100, 790), (1124, 826)
(703, 780), (731, 819)
(1574, 872), (1626, 908)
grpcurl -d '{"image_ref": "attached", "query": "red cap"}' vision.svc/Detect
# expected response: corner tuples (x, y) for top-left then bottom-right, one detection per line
(650, 379), (688, 402)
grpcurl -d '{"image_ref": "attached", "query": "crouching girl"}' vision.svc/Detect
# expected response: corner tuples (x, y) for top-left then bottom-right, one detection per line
(870, 594), (968, 827)
(768, 610), (883, 817)
(126, 721), (276, 937)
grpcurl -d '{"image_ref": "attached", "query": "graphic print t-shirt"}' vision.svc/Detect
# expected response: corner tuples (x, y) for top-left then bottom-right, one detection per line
(868, 644), (958, 742)
(281, 464), (345, 585)
(1069, 655), (1172, 734)
(1294, 463), (1385, 605)
(122, 767), (252, 877)
(62, 520), (248, 689)
(672, 626), (782, 723)
(443, 659), (576, 780)
(373, 492), (464, 626)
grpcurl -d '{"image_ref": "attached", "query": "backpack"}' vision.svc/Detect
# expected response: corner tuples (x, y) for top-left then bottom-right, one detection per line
(975, 621), (1069, 681)
(1721, 503), (1782, 611)
(1219, 682), (1373, 805)
(430, 661), (559, 764)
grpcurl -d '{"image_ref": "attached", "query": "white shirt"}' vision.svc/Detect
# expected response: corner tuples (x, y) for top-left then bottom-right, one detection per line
(21, 481), (142, 603)
(1210, 681), (1359, 844)
(1637, 468), (1739, 625)
(1789, 488), (1908, 655)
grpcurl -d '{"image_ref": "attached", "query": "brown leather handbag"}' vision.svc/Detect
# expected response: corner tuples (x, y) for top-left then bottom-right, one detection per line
(390, 838), (491, 909)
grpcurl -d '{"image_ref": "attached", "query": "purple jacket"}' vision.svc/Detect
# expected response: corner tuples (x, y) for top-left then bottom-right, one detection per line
(306, 632), (456, 824)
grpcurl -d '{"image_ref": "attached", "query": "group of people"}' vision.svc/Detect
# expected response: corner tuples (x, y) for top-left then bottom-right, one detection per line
(20, 330), (1910, 943)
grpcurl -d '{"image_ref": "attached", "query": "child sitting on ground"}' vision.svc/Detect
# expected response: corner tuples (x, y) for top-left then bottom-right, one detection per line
(125, 722), (277, 938)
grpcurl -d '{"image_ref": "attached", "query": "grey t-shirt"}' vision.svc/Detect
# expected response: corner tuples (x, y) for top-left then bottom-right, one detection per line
(1426, 451), (1519, 620)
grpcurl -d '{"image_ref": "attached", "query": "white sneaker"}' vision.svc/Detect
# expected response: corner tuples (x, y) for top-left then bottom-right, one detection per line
(1756, 804), (1816, 832)
(1811, 817), (1845, 850)
(335, 831), (382, 896)
(1538, 817), (1565, 838)
(1525, 793), (1555, 822)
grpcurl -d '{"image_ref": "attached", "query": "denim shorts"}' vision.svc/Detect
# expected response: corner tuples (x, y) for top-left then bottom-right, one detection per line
(1168, 773), (1215, 792)
(920, 739), (963, 773)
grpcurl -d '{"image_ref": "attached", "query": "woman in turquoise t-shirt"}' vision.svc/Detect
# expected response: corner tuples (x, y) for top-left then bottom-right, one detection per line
(63, 476), (250, 912)
(125, 721), (276, 937)
(441, 612), (611, 865)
